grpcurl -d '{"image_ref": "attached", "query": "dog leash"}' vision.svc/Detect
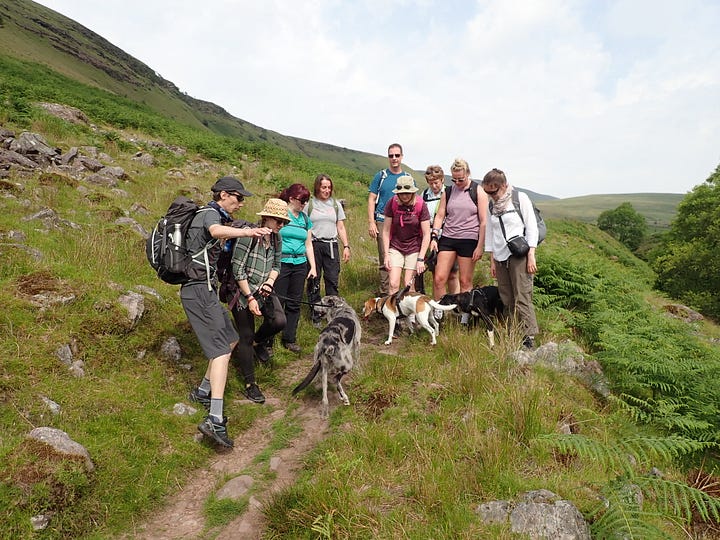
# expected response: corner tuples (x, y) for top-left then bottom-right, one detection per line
(273, 292), (326, 308)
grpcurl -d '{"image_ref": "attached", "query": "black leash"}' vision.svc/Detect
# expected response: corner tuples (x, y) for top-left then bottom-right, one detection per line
(273, 292), (326, 308)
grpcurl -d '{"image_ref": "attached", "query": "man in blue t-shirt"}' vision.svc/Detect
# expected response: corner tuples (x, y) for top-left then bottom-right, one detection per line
(367, 143), (411, 295)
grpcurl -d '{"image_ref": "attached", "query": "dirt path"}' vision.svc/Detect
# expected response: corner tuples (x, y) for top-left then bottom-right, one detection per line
(123, 322), (392, 540)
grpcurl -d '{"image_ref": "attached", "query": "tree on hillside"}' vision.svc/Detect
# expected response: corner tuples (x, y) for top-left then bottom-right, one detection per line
(654, 164), (720, 319)
(597, 202), (648, 251)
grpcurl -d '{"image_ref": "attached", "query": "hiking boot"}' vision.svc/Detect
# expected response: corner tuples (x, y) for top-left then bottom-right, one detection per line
(433, 308), (444, 321)
(253, 344), (271, 364)
(522, 336), (535, 350)
(244, 383), (266, 404)
(198, 415), (234, 448)
(188, 388), (211, 411)
(283, 341), (302, 353)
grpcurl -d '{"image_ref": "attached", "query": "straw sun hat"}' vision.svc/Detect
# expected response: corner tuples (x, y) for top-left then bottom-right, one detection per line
(257, 198), (290, 221)
(392, 175), (419, 194)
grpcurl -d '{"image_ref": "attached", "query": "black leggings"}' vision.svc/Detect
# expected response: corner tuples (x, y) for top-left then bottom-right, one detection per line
(231, 294), (285, 383)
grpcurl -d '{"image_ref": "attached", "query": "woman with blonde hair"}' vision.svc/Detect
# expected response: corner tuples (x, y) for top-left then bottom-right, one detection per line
(429, 158), (487, 320)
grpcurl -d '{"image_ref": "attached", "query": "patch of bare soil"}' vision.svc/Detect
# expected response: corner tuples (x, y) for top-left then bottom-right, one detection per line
(121, 317), (396, 540)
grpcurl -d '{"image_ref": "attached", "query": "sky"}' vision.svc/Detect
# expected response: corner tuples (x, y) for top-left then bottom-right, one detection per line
(36, 0), (720, 199)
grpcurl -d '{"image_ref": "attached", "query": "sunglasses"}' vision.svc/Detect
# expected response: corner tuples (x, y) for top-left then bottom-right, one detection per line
(483, 187), (500, 196)
(292, 196), (309, 204)
(450, 176), (466, 183)
(396, 185), (414, 191)
(228, 192), (245, 202)
(388, 153), (402, 158)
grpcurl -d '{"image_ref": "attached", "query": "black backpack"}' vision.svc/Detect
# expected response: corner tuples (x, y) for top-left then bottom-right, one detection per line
(489, 190), (547, 244)
(145, 196), (217, 284)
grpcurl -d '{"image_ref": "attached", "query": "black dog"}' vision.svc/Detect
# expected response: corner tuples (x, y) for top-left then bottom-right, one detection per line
(439, 286), (504, 347)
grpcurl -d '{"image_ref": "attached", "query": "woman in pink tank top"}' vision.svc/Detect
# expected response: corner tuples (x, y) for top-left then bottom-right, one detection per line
(429, 158), (487, 304)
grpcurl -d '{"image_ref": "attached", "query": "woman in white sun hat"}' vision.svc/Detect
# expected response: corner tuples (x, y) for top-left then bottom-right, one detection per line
(382, 175), (431, 295)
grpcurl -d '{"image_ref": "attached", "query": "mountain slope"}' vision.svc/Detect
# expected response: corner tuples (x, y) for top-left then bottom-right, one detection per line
(0, 0), (389, 174)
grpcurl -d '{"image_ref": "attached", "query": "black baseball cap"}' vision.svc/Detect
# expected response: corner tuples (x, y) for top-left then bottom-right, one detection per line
(211, 176), (253, 197)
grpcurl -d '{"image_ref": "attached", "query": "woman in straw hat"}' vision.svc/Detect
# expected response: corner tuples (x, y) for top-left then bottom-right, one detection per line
(229, 198), (290, 404)
(382, 175), (432, 295)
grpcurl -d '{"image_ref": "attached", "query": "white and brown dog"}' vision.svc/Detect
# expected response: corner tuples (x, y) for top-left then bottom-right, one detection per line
(363, 288), (456, 346)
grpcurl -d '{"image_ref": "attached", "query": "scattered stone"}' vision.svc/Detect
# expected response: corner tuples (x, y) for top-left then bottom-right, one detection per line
(40, 395), (61, 415)
(118, 292), (145, 327)
(59, 147), (79, 165)
(160, 337), (182, 362)
(1, 243), (43, 262)
(132, 152), (155, 167)
(27, 427), (94, 472)
(269, 456), (282, 471)
(173, 403), (197, 416)
(30, 513), (52, 531)
(69, 360), (85, 378)
(216, 475), (254, 500)
(85, 172), (118, 187)
(56, 344), (73, 366)
(78, 156), (104, 172)
(115, 216), (147, 236)
(134, 285), (162, 300)
(478, 490), (590, 539)
(37, 102), (89, 124)
(664, 303), (704, 322)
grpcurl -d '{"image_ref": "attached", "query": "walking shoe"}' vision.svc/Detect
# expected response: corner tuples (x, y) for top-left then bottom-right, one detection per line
(244, 383), (266, 404)
(188, 388), (211, 411)
(283, 341), (302, 353)
(522, 336), (535, 350)
(433, 308), (444, 321)
(198, 415), (234, 448)
(253, 344), (271, 364)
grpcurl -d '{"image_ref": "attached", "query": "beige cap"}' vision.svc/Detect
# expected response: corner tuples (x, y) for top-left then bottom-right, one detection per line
(256, 198), (290, 221)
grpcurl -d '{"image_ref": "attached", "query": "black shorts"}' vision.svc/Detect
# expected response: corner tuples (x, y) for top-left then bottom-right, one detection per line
(438, 236), (478, 258)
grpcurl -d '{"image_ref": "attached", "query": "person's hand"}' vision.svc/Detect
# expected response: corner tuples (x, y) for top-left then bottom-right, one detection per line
(429, 238), (438, 251)
(342, 246), (351, 263)
(248, 296), (262, 316)
(258, 282), (274, 297)
(384, 258), (392, 271)
(416, 260), (425, 274)
(472, 246), (484, 262)
(368, 222), (378, 239)
(247, 227), (272, 237)
(490, 260), (497, 278)
(307, 267), (317, 279)
(526, 252), (537, 275)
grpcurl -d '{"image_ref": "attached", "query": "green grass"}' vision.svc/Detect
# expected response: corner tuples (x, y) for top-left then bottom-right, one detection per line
(0, 39), (719, 539)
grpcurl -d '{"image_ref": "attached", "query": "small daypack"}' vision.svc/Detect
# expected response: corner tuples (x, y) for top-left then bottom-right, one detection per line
(145, 196), (217, 285)
(489, 190), (547, 244)
(306, 197), (341, 220)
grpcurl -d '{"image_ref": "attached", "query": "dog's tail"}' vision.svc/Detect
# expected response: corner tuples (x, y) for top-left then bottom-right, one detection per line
(428, 300), (457, 311)
(291, 359), (321, 396)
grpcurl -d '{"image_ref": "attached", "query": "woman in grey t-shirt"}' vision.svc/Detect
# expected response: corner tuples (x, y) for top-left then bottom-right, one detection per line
(305, 174), (351, 325)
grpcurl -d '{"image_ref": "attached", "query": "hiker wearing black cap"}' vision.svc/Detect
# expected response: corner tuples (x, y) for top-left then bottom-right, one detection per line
(186, 176), (271, 449)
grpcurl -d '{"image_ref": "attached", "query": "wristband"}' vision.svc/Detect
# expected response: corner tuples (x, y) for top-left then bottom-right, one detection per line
(430, 234), (438, 241)
(417, 258), (424, 262)
(247, 295), (256, 302)
(344, 245), (350, 249)
(244, 291), (253, 299)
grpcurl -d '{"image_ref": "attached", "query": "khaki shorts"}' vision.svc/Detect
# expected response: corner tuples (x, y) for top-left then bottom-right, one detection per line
(387, 248), (419, 270)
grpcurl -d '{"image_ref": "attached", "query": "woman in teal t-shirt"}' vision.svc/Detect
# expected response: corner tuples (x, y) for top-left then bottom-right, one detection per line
(274, 183), (317, 353)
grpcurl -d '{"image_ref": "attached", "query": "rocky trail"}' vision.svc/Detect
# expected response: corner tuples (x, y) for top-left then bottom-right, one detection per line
(122, 325), (391, 540)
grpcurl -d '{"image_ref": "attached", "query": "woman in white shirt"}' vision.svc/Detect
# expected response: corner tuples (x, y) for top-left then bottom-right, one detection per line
(482, 168), (539, 349)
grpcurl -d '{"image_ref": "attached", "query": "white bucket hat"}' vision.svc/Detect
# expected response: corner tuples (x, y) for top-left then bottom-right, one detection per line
(392, 175), (419, 194)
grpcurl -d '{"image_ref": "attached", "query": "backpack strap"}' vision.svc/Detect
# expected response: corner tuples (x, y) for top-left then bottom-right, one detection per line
(445, 181), (479, 206)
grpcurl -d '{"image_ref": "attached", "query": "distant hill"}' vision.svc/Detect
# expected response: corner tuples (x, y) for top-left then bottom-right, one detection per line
(537, 193), (684, 231)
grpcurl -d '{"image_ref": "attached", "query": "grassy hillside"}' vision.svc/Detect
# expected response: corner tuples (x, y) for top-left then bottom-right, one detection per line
(538, 193), (684, 232)
(1, 52), (720, 538)
(0, 0), (389, 176)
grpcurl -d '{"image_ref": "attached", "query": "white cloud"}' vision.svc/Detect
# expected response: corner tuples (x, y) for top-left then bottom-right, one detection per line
(35, 0), (720, 197)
